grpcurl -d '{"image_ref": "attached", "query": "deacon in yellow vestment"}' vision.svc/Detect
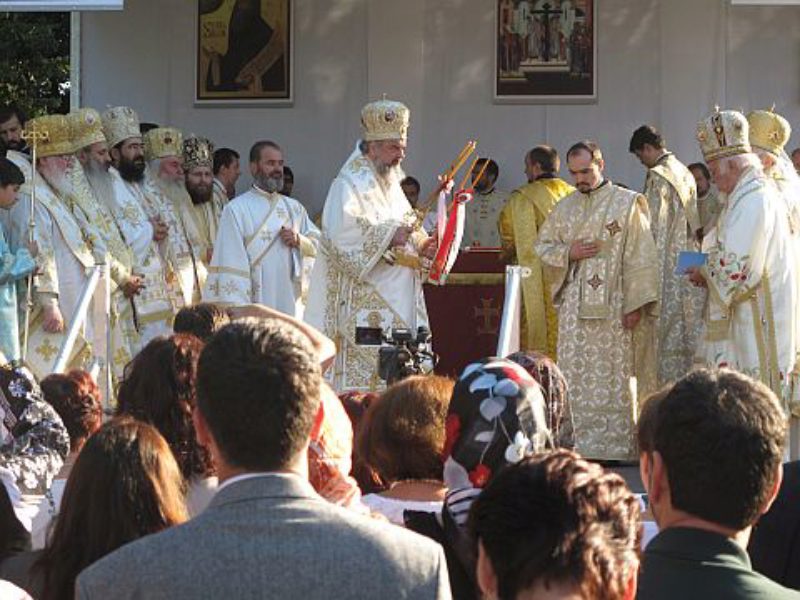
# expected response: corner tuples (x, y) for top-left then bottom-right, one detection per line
(499, 146), (574, 358)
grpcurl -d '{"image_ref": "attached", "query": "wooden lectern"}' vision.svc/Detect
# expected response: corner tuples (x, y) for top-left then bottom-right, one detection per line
(424, 248), (507, 377)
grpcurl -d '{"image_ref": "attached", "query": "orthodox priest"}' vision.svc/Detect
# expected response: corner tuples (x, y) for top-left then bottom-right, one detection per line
(182, 136), (224, 263)
(535, 140), (659, 461)
(499, 145), (573, 358)
(305, 99), (436, 392)
(101, 106), (175, 347)
(689, 109), (797, 397)
(629, 125), (703, 386)
(204, 140), (318, 316)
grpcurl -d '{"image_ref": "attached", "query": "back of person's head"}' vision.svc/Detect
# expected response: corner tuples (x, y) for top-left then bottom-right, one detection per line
(654, 368), (786, 530)
(628, 125), (665, 153)
(636, 385), (671, 455)
(0, 157), (24, 187)
(116, 334), (213, 480)
(40, 370), (102, 451)
(35, 417), (186, 600)
(356, 375), (452, 486)
(173, 302), (230, 342)
(526, 145), (560, 174)
(470, 450), (641, 600)
(196, 318), (321, 472)
(688, 161), (711, 180)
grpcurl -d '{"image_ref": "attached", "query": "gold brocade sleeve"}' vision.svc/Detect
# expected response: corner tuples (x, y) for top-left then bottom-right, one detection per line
(498, 194), (517, 262)
(534, 204), (572, 305)
(622, 195), (659, 315)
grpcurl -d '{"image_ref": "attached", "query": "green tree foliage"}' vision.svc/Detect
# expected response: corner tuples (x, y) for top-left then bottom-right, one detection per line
(0, 12), (70, 118)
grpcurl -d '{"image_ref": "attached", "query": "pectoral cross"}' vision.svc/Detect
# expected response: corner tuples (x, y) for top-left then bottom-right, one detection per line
(533, 2), (561, 62)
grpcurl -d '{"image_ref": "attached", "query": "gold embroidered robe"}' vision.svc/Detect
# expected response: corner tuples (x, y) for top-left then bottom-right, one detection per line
(499, 177), (574, 358)
(535, 182), (659, 460)
(106, 168), (175, 347)
(699, 167), (797, 396)
(644, 153), (705, 385)
(305, 145), (429, 392)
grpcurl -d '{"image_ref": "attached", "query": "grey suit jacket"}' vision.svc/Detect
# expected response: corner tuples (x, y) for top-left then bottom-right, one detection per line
(76, 474), (452, 599)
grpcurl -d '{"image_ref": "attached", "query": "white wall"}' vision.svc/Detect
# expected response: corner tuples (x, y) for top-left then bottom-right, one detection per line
(79, 0), (800, 212)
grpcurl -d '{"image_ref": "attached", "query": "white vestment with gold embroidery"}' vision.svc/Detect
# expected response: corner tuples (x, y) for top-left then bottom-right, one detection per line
(535, 182), (660, 461)
(304, 146), (430, 393)
(105, 168), (174, 347)
(203, 187), (319, 316)
(699, 167), (797, 396)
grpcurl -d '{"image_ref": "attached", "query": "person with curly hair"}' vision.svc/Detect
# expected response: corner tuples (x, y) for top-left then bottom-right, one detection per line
(31, 370), (103, 547)
(471, 449), (641, 600)
(116, 333), (216, 515)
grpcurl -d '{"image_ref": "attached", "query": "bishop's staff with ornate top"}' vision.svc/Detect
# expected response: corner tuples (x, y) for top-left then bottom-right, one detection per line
(19, 123), (48, 363)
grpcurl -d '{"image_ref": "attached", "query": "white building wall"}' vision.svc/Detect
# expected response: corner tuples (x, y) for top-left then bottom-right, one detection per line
(79, 0), (800, 213)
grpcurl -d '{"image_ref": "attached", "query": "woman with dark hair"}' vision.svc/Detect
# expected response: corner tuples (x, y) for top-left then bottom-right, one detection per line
(0, 417), (187, 599)
(356, 375), (452, 524)
(116, 333), (217, 515)
(31, 370), (103, 548)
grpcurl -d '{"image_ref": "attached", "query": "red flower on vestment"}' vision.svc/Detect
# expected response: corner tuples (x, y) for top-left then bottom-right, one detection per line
(469, 464), (492, 488)
(731, 273), (741, 281)
(442, 414), (461, 458)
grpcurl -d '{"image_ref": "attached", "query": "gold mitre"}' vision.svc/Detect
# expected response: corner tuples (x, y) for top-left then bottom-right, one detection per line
(183, 136), (214, 171)
(144, 127), (183, 161)
(747, 109), (791, 156)
(696, 109), (751, 162)
(361, 98), (410, 142)
(101, 106), (141, 148)
(25, 114), (72, 158)
(68, 108), (106, 153)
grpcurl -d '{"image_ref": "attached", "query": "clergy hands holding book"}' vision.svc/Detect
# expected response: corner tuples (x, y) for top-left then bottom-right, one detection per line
(569, 238), (601, 261)
(685, 266), (707, 288)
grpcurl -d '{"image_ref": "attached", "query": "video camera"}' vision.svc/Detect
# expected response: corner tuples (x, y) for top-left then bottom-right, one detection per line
(355, 326), (437, 384)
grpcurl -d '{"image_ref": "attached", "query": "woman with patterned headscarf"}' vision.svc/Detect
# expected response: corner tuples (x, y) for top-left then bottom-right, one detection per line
(406, 357), (552, 599)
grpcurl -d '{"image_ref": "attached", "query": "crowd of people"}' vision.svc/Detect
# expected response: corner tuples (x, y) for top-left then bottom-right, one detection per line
(0, 95), (799, 598)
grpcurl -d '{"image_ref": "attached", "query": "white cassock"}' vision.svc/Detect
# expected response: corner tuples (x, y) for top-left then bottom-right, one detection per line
(304, 145), (430, 393)
(698, 166), (797, 396)
(24, 181), (96, 378)
(105, 168), (175, 347)
(203, 186), (319, 317)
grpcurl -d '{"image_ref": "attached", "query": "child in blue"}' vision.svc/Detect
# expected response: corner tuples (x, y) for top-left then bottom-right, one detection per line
(0, 157), (37, 363)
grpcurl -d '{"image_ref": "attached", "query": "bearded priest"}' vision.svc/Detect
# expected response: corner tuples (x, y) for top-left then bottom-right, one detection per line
(203, 140), (319, 317)
(305, 99), (437, 393)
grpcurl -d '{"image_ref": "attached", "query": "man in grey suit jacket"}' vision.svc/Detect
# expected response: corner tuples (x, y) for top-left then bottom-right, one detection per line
(76, 318), (451, 599)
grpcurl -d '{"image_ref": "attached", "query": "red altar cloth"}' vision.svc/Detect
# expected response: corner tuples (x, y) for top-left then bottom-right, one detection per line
(424, 248), (507, 377)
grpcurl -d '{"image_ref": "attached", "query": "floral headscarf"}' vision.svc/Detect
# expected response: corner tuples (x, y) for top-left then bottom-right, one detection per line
(442, 357), (551, 494)
(436, 358), (552, 588)
(0, 364), (69, 494)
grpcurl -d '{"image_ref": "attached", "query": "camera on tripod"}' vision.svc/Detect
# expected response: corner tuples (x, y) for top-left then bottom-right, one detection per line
(354, 326), (437, 384)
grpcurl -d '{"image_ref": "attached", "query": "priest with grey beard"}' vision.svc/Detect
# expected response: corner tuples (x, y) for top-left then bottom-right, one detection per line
(142, 127), (207, 306)
(203, 139), (319, 317)
(304, 98), (437, 392)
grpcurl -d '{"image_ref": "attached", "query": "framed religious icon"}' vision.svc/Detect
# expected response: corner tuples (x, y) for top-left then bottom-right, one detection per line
(494, 0), (597, 103)
(196, 0), (293, 105)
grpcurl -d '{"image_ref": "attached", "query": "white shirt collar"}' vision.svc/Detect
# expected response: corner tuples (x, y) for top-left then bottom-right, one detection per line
(215, 471), (300, 494)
